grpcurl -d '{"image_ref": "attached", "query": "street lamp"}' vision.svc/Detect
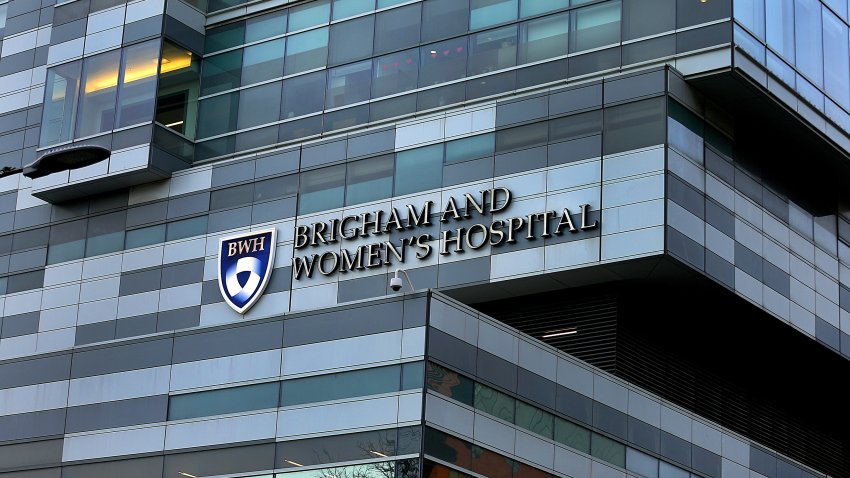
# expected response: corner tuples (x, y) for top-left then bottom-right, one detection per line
(0, 145), (111, 179)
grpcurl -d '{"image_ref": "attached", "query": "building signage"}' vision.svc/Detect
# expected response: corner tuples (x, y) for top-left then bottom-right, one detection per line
(218, 229), (277, 314)
(291, 187), (598, 280)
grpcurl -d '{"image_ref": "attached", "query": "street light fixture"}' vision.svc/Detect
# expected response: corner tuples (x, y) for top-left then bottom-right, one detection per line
(0, 145), (111, 179)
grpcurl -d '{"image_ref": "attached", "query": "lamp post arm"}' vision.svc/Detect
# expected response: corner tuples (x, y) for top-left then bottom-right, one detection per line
(0, 166), (24, 179)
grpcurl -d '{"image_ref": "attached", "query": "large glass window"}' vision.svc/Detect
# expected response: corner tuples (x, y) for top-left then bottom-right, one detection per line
(766, 0), (795, 62)
(281, 71), (326, 119)
(201, 50), (243, 96)
(735, 0), (765, 37)
(168, 382), (280, 421)
(623, 0), (674, 40)
(554, 416), (590, 452)
(794, 0), (823, 86)
(242, 39), (285, 86)
(197, 92), (239, 138)
(445, 133), (494, 163)
(326, 60), (372, 109)
(288, 0), (330, 32)
(590, 433), (626, 468)
(47, 219), (86, 264)
(395, 144), (443, 195)
(246, 10), (287, 42)
(373, 48), (419, 97)
(329, 16), (374, 65)
(519, 12), (568, 64)
(470, 0), (518, 30)
(474, 383), (515, 422)
(238, 82), (282, 129)
(86, 211), (126, 257)
(468, 25), (518, 75)
(822, 9), (849, 107)
(205, 22), (245, 54)
(345, 155), (394, 205)
(425, 362), (473, 405)
(116, 40), (159, 128)
(76, 50), (121, 138)
(420, 37), (468, 86)
(521, 0), (567, 18)
(281, 365), (403, 406)
(332, 0), (374, 20)
(0, 3), (7, 37)
(298, 164), (345, 214)
(40, 61), (82, 146)
(422, 0), (470, 42)
(374, 4), (421, 54)
(570, 1), (621, 53)
(626, 448), (659, 478)
(156, 42), (200, 139)
(516, 401), (554, 438)
(285, 27), (329, 75)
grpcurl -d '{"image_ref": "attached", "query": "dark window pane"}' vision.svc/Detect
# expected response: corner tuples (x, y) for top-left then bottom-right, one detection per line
(374, 4), (421, 54)
(242, 39), (285, 85)
(549, 110), (602, 141)
(623, 0), (674, 40)
(326, 60), (373, 109)
(570, 1), (621, 52)
(677, 0), (731, 28)
(329, 16), (374, 65)
(284, 27), (328, 75)
(519, 12), (568, 63)
(277, 429), (398, 469)
(470, 0), (518, 30)
(156, 42), (200, 140)
(238, 82), (282, 129)
(47, 220), (86, 264)
(395, 144), (443, 195)
(474, 383), (515, 422)
(280, 365), (401, 406)
(425, 362), (473, 405)
(205, 22), (245, 53)
(166, 216), (208, 241)
(86, 212), (126, 256)
(496, 121), (547, 151)
(591, 433), (626, 468)
(402, 361), (424, 389)
(417, 83), (466, 109)
(445, 133), (494, 163)
(515, 401), (553, 438)
(298, 164), (345, 214)
(126, 224), (166, 249)
(422, 0), (470, 42)
(197, 92), (239, 138)
(471, 445), (513, 478)
(246, 10), (286, 42)
(554, 417), (591, 453)
(423, 427), (473, 469)
(420, 37), (468, 86)
(281, 71), (326, 119)
(373, 48), (419, 97)
(323, 104), (369, 131)
(603, 97), (665, 154)
(168, 382), (279, 420)
(255, 175), (298, 202)
(201, 50), (242, 96)
(346, 154), (393, 205)
(288, 0), (330, 31)
(468, 25), (517, 75)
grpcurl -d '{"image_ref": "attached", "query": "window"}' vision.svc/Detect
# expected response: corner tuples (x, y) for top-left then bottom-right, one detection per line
(298, 164), (345, 214)
(242, 39), (285, 85)
(766, 0), (795, 62)
(470, 0), (518, 30)
(329, 16), (374, 65)
(445, 133), (494, 163)
(591, 433), (626, 468)
(76, 50), (121, 138)
(623, 0), (674, 40)
(373, 48), (419, 97)
(346, 155), (394, 205)
(520, 0), (567, 18)
(166, 216), (208, 241)
(197, 92), (238, 138)
(515, 401), (553, 438)
(284, 27), (329, 75)
(468, 25), (518, 74)
(496, 121), (548, 151)
(168, 382), (279, 421)
(202, 50), (242, 96)
(255, 175), (298, 202)
(125, 224), (166, 249)
(425, 362), (473, 405)
(602, 97), (665, 155)
(735, 0), (765, 37)
(420, 37), (468, 86)
(395, 144), (443, 195)
(281, 71), (326, 119)
(570, 1), (621, 53)
(116, 40), (159, 128)
(374, 4), (422, 54)
(246, 10), (287, 42)
(0, 2), (7, 37)
(86, 212), (126, 257)
(794, 0), (823, 86)
(288, 0), (330, 31)
(40, 61), (82, 146)
(519, 12), (568, 64)
(422, 0), (469, 42)
(156, 42), (199, 139)
(626, 448), (659, 478)
(280, 365), (403, 406)
(554, 416), (591, 452)
(326, 60), (372, 109)
(238, 82), (282, 129)
(333, 0), (374, 20)
(822, 9), (848, 107)
(474, 383), (515, 422)
(205, 22), (245, 54)
(47, 219), (86, 264)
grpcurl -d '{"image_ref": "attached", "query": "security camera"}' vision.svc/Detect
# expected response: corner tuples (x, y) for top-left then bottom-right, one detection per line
(390, 276), (403, 292)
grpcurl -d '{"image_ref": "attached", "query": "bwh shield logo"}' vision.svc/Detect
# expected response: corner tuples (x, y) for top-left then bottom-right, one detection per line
(218, 229), (276, 314)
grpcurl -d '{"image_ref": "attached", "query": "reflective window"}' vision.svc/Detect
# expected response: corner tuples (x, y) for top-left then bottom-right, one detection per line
(278, 429), (406, 469)
(117, 40), (160, 128)
(474, 383), (515, 422)
(156, 42), (199, 139)
(205, 22), (245, 54)
(468, 25), (518, 74)
(288, 0), (330, 31)
(603, 97), (665, 155)
(470, 0), (518, 30)
(554, 416), (591, 452)
(422, 0), (470, 42)
(425, 362), (473, 405)
(197, 92), (239, 138)
(168, 382), (280, 421)
(326, 60), (372, 108)
(445, 133), (494, 163)
(255, 174), (298, 202)
(166, 216), (208, 241)
(332, 0), (374, 20)
(285, 27), (329, 75)
(626, 448), (659, 478)
(246, 10), (287, 42)
(519, 12), (569, 64)
(515, 401), (553, 438)
(86, 212), (126, 257)
(201, 50), (243, 96)
(496, 121), (547, 151)
(47, 219), (86, 264)
(281, 71), (326, 119)
(549, 109), (602, 141)
(822, 9), (849, 107)
(591, 433), (626, 468)
(623, 0), (674, 40)
(659, 461), (690, 478)
(794, 0), (823, 86)
(40, 61), (82, 146)
(401, 361), (425, 389)
(420, 37), (468, 86)
(76, 50), (121, 138)
(374, 4), (422, 54)
(521, 0), (567, 18)
(242, 39), (285, 85)
(346, 155), (394, 205)
(125, 224), (166, 249)
(0, 3), (7, 36)
(735, 0), (765, 37)
(298, 164), (345, 214)
(281, 365), (402, 406)
(238, 82), (282, 129)
(766, 0), (795, 62)
(395, 144), (443, 195)
(329, 16), (374, 65)
(372, 48), (419, 97)
(571, 1), (621, 52)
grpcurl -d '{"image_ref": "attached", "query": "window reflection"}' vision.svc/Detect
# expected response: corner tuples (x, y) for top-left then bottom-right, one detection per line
(117, 41), (160, 129)
(40, 61), (82, 146)
(156, 41), (200, 139)
(76, 50), (121, 138)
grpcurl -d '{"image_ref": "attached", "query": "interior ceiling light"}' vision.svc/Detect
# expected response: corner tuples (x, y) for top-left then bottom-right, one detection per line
(542, 327), (578, 339)
(178, 472), (197, 478)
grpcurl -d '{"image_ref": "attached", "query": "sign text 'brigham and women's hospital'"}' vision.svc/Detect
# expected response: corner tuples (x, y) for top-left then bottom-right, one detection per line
(291, 187), (598, 279)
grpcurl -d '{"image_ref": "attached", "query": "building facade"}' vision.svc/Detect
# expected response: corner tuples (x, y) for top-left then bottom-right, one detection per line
(0, 1), (849, 478)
